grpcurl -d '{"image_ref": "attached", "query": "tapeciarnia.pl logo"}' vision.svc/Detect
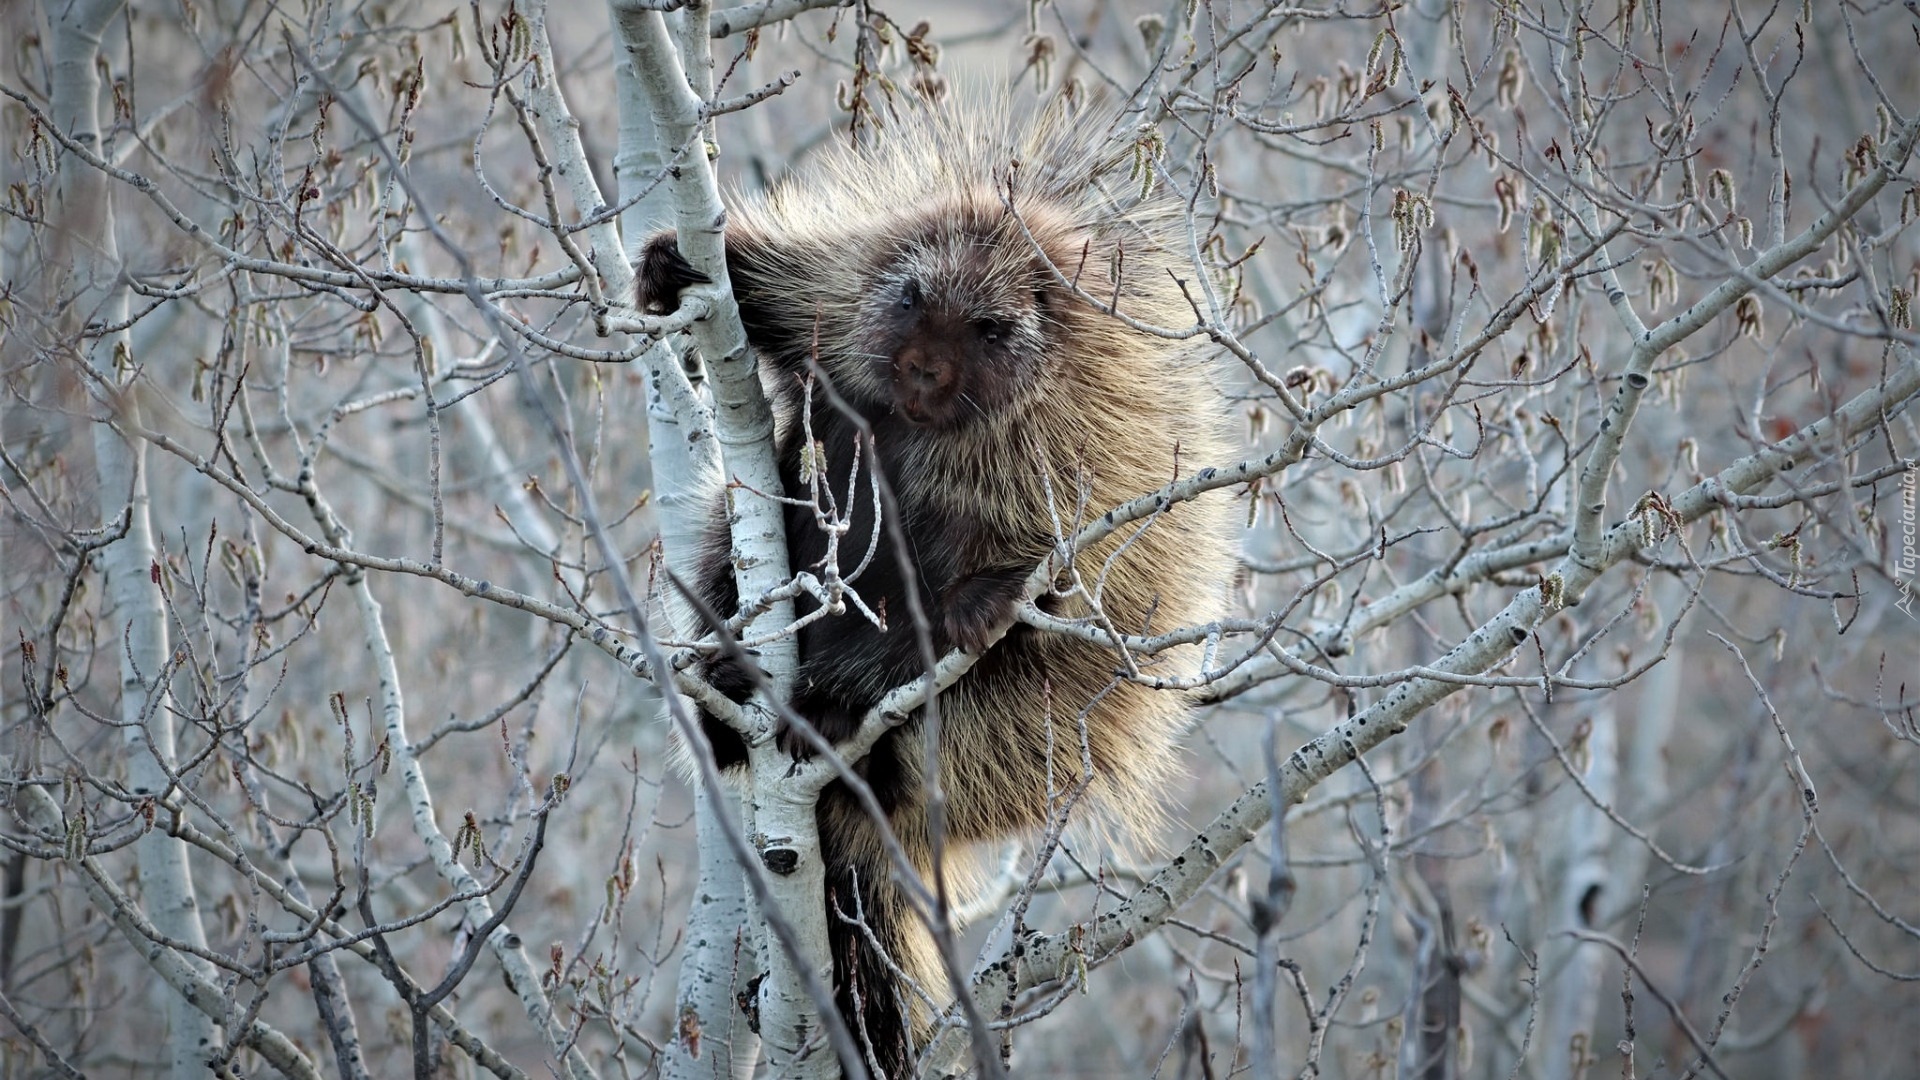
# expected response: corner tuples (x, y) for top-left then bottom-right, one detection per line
(1899, 463), (1917, 619)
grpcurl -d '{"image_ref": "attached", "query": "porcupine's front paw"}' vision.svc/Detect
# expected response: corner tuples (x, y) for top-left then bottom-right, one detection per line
(700, 649), (758, 704)
(635, 232), (710, 314)
(940, 570), (1027, 654)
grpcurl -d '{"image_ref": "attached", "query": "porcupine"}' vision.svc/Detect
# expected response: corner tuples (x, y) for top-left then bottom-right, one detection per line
(639, 93), (1237, 1074)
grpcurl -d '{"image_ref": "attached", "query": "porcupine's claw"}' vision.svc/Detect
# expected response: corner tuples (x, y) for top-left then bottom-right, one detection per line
(636, 232), (711, 314)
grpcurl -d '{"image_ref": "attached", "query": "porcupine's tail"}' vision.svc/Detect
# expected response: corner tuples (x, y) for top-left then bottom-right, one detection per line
(819, 791), (949, 1078)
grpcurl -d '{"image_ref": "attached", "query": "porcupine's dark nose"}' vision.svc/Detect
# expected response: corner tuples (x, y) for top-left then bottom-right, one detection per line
(904, 357), (941, 387)
(894, 337), (960, 424)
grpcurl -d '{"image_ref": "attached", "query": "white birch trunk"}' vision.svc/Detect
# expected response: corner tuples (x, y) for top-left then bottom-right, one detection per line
(610, 3), (837, 1075)
(1540, 697), (1620, 1079)
(611, 22), (762, 1080)
(49, 2), (218, 1074)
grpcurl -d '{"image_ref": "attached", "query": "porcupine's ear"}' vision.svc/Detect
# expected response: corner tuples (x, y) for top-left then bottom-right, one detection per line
(635, 231), (711, 314)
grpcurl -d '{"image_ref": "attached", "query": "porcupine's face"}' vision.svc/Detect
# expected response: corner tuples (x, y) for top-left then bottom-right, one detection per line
(853, 213), (1054, 430)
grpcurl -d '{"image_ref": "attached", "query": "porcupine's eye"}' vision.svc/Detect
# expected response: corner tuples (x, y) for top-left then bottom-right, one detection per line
(977, 320), (1008, 346)
(898, 280), (920, 311)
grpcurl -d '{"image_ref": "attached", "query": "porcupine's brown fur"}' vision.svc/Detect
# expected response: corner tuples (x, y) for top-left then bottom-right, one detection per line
(640, 93), (1237, 1075)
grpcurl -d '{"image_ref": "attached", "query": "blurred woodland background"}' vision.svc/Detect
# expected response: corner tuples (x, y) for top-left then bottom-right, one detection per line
(3, 0), (1919, 1077)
